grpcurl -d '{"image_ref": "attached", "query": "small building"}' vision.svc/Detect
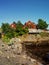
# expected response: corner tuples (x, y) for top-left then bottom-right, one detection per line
(10, 23), (16, 29)
(24, 21), (38, 33)
(24, 21), (37, 29)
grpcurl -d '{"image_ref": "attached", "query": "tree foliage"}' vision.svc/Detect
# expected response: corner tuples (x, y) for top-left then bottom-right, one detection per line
(37, 19), (48, 29)
(1, 21), (28, 42)
(16, 21), (23, 27)
(16, 21), (28, 35)
(1, 23), (10, 33)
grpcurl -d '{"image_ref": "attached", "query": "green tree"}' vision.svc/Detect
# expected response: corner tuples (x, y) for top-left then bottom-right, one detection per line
(1, 23), (10, 33)
(37, 19), (48, 29)
(16, 21), (23, 27)
(1, 21), (28, 41)
(1, 23), (15, 39)
(16, 21), (28, 36)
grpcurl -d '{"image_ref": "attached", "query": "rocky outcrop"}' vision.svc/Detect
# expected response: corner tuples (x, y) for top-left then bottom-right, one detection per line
(0, 34), (49, 65)
(0, 39), (43, 65)
(21, 34), (49, 45)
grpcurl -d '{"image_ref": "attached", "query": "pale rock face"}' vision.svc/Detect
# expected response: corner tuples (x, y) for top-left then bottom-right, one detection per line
(11, 43), (22, 54)
(16, 43), (22, 54)
(8, 38), (22, 54)
(10, 38), (21, 43)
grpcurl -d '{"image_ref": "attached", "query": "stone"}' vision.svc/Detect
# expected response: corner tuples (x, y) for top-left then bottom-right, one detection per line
(7, 56), (10, 59)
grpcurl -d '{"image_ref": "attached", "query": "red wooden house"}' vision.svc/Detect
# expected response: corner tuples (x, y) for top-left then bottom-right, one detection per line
(10, 23), (16, 29)
(24, 21), (37, 29)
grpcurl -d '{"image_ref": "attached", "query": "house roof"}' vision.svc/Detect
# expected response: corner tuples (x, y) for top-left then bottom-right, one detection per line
(10, 23), (16, 28)
(25, 21), (36, 25)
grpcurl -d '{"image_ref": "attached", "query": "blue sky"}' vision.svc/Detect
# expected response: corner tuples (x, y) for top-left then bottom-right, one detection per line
(0, 0), (49, 27)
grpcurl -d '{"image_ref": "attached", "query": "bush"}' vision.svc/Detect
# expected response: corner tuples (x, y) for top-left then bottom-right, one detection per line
(5, 32), (14, 39)
(2, 35), (10, 43)
(1, 22), (29, 42)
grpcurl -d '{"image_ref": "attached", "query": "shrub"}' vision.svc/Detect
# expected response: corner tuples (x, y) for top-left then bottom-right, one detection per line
(2, 35), (10, 43)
